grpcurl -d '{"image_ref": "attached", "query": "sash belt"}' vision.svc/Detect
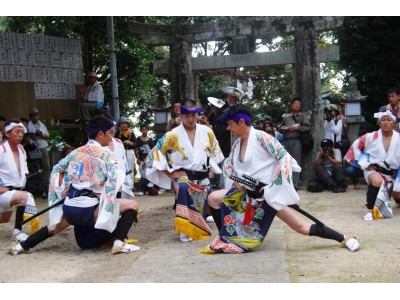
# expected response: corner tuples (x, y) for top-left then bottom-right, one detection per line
(179, 169), (209, 180)
(68, 186), (98, 199)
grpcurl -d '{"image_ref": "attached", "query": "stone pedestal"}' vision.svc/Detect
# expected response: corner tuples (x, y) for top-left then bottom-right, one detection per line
(345, 115), (365, 142)
(341, 77), (367, 142)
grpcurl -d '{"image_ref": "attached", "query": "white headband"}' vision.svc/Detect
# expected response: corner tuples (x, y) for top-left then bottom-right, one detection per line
(374, 110), (396, 122)
(5, 122), (27, 133)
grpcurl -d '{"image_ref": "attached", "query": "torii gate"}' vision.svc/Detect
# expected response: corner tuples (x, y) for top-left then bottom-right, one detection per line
(128, 16), (344, 184)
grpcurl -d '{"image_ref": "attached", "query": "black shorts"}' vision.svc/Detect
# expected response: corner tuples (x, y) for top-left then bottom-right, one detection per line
(63, 204), (97, 226)
(63, 204), (112, 249)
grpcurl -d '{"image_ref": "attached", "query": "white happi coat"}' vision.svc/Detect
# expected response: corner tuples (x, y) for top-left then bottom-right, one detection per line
(224, 127), (301, 211)
(345, 129), (400, 190)
(0, 141), (28, 188)
(105, 138), (134, 199)
(0, 141), (37, 214)
(146, 123), (225, 189)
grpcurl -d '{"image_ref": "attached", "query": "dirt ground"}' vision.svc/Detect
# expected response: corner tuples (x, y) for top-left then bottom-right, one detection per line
(1, 185), (400, 287)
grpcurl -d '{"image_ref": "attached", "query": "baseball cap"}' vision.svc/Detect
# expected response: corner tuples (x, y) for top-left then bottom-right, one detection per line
(29, 108), (39, 116)
(321, 139), (334, 148)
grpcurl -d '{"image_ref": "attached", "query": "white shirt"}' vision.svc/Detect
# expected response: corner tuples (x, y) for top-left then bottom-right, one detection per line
(324, 118), (343, 143)
(84, 81), (104, 102)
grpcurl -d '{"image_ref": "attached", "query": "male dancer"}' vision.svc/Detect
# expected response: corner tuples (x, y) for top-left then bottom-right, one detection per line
(10, 116), (140, 255)
(0, 120), (39, 241)
(201, 104), (359, 254)
(146, 100), (224, 242)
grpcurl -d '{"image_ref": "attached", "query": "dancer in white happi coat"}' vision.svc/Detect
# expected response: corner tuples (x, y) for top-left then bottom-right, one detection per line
(345, 110), (400, 220)
(146, 100), (224, 242)
(200, 104), (359, 254)
(0, 120), (39, 242)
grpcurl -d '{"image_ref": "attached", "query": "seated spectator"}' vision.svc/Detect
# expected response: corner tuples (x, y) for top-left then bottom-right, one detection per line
(345, 163), (364, 189)
(78, 72), (104, 125)
(344, 130), (368, 189)
(308, 139), (347, 193)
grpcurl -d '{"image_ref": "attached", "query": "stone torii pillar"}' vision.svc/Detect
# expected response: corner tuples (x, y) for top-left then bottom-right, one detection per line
(170, 40), (194, 102)
(293, 19), (324, 183)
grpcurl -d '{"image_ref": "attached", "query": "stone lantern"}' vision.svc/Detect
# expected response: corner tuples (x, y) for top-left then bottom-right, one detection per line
(150, 83), (171, 140)
(340, 77), (367, 142)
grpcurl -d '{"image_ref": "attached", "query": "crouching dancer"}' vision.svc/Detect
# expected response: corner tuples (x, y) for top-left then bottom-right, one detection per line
(10, 116), (140, 255)
(0, 120), (40, 241)
(200, 104), (359, 254)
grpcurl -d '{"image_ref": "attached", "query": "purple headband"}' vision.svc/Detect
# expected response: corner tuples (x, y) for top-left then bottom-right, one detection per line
(180, 106), (202, 115)
(218, 110), (251, 123)
(88, 124), (114, 137)
(229, 113), (252, 123)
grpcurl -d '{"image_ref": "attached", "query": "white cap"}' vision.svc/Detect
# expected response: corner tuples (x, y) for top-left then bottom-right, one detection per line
(207, 97), (225, 108)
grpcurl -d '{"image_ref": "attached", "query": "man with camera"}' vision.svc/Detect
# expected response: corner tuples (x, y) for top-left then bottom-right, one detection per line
(323, 104), (343, 144)
(313, 138), (347, 193)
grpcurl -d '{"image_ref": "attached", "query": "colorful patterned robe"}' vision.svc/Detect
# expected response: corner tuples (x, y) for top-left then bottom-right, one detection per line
(48, 140), (124, 232)
(201, 127), (301, 253)
(146, 123), (224, 240)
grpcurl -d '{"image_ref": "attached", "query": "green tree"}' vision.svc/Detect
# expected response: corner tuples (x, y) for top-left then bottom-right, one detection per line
(1, 16), (159, 127)
(335, 16), (400, 131)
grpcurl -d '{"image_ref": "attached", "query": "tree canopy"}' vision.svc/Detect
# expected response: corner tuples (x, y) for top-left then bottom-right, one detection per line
(334, 16), (400, 131)
(1, 16), (399, 134)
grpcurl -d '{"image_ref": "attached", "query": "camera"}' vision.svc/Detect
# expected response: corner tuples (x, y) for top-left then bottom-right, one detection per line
(323, 107), (333, 122)
(320, 139), (334, 154)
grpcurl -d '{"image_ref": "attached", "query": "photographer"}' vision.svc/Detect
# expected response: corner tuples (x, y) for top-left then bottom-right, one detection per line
(311, 139), (347, 193)
(323, 104), (343, 144)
